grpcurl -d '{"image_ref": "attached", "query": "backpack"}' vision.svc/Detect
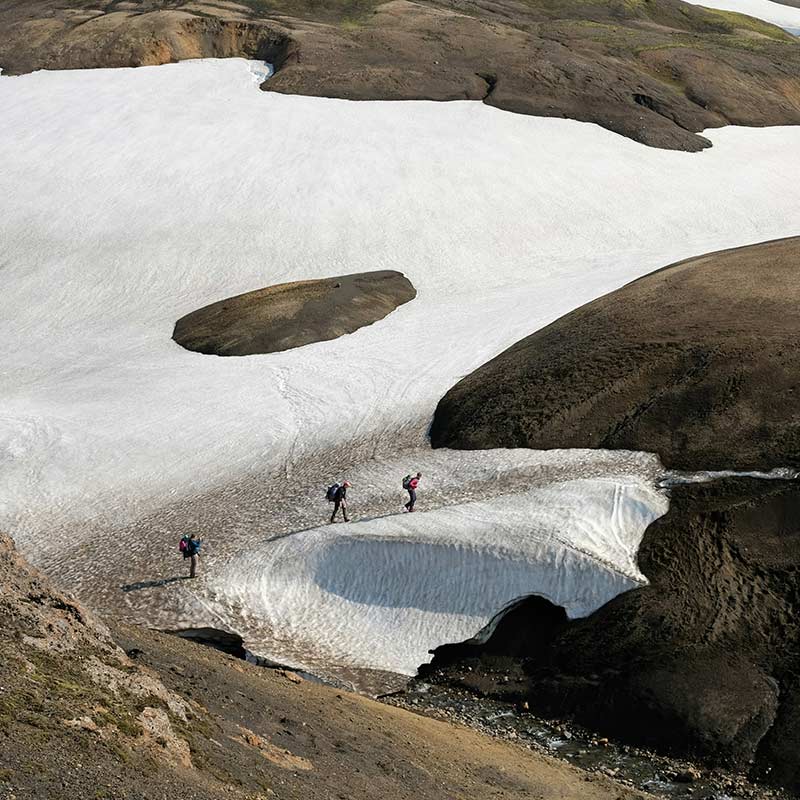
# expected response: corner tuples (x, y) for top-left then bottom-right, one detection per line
(402, 474), (412, 490)
(179, 536), (189, 554)
(325, 483), (340, 502)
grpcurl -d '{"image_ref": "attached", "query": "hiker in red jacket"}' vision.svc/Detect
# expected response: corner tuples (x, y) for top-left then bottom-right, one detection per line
(403, 472), (422, 513)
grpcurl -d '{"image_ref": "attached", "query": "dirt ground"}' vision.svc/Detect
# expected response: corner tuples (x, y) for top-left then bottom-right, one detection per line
(2, 0), (800, 149)
(431, 236), (800, 471)
(0, 530), (655, 800)
(172, 270), (415, 355)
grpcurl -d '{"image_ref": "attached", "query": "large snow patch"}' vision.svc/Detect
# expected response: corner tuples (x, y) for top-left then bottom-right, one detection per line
(1, 59), (799, 681)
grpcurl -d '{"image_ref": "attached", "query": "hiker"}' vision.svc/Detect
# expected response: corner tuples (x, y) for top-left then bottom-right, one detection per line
(327, 480), (351, 523)
(179, 533), (202, 578)
(403, 472), (422, 512)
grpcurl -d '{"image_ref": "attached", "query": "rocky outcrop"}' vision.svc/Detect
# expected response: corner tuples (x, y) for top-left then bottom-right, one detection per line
(430, 237), (800, 471)
(3, 0), (800, 150)
(0, 531), (198, 797)
(0, 7), (293, 75)
(173, 270), (415, 356)
(424, 478), (800, 792)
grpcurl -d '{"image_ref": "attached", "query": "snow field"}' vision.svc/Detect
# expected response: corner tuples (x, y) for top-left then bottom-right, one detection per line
(1, 59), (799, 680)
(1, 60), (799, 535)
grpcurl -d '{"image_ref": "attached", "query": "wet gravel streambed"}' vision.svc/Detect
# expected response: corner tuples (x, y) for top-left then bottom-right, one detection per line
(381, 680), (793, 800)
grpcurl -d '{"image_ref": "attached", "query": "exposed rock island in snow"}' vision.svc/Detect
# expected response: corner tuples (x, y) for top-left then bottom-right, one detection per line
(173, 270), (416, 356)
(1, 59), (800, 685)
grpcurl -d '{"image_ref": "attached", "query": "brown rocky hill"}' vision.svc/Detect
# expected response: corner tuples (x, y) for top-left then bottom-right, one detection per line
(2, 0), (800, 150)
(426, 237), (800, 793)
(0, 531), (654, 800)
(430, 237), (800, 471)
(424, 477), (800, 794)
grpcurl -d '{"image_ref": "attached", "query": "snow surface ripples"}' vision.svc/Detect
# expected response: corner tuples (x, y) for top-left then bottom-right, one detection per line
(202, 449), (668, 678)
(209, 477), (667, 677)
(1, 59), (800, 687)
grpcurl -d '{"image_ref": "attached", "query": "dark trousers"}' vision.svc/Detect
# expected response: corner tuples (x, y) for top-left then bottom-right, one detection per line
(331, 500), (349, 522)
(405, 488), (417, 511)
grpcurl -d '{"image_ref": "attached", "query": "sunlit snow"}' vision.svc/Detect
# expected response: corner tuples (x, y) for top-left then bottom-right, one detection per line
(212, 460), (667, 676)
(1, 59), (799, 683)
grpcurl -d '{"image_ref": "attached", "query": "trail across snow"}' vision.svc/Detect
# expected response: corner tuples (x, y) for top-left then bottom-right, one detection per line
(204, 448), (667, 679)
(1, 59), (799, 683)
(212, 466), (667, 678)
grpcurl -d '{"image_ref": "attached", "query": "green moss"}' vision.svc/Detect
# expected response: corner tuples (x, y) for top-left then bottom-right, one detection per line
(93, 706), (141, 738)
(170, 705), (217, 744)
(104, 737), (132, 764)
(238, 0), (380, 22)
(8, 647), (179, 742)
(499, 0), (794, 40)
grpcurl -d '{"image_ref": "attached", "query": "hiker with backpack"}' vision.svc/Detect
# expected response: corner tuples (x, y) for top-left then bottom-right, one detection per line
(403, 472), (422, 513)
(179, 533), (202, 578)
(326, 480), (351, 523)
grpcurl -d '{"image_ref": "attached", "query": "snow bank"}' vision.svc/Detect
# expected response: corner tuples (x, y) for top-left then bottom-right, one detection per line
(211, 470), (668, 675)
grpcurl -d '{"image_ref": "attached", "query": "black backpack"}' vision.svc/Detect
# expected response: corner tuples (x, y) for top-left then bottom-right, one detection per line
(402, 474), (412, 489)
(326, 483), (340, 502)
